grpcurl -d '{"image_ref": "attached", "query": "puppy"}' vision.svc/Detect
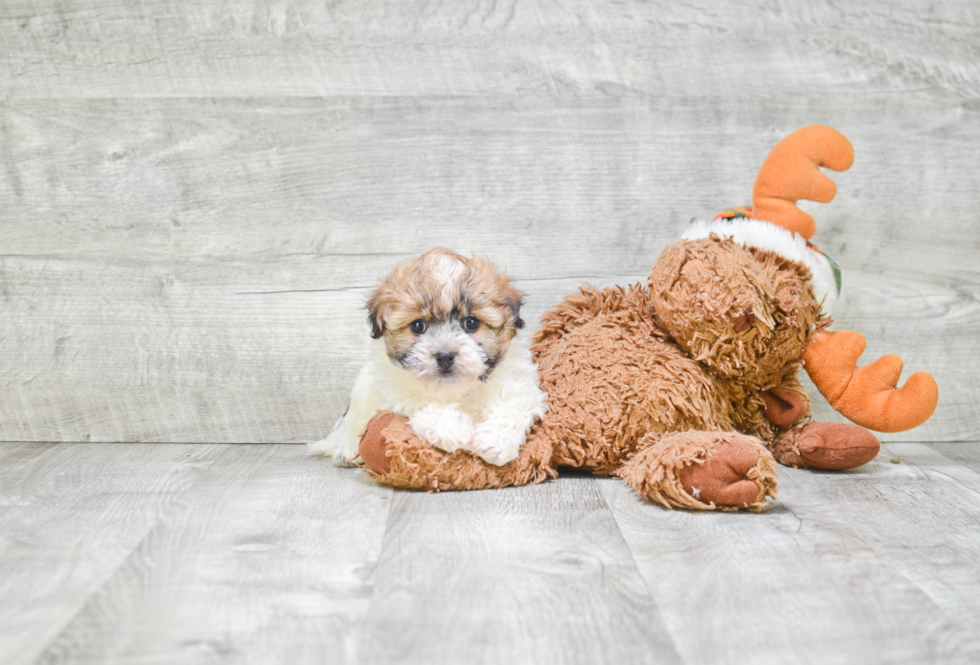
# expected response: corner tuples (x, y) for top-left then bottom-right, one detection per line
(309, 248), (547, 466)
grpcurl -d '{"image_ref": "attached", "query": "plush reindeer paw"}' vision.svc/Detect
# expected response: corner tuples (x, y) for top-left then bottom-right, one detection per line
(678, 437), (776, 508)
(357, 411), (555, 491)
(772, 421), (880, 470)
(619, 431), (778, 512)
(358, 411), (398, 475)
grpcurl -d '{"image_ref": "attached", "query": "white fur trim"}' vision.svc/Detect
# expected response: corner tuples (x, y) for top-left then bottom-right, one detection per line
(682, 218), (843, 317)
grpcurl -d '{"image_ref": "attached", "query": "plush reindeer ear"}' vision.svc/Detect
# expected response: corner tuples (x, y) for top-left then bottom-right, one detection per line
(751, 125), (854, 240)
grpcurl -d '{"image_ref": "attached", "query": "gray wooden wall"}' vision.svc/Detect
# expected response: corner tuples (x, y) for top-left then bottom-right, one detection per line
(1, 0), (977, 444)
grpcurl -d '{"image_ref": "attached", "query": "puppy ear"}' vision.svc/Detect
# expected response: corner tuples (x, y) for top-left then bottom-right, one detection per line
(467, 253), (526, 330)
(368, 310), (384, 339)
(366, 289), (385, 339)
(503, 283), (525, 329)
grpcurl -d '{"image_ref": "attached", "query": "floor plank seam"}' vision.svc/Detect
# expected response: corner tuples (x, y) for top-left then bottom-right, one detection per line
(592, 478), (688, 664)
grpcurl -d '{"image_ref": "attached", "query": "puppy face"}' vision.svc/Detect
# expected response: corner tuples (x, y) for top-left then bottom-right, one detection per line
(367, 248), (524, 396)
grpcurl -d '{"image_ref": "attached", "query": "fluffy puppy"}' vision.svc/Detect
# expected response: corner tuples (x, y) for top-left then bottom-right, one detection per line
(309, 248), (547, 466)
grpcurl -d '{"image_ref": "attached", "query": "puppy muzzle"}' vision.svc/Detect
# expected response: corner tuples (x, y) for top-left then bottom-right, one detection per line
(435, 349), (457, 371)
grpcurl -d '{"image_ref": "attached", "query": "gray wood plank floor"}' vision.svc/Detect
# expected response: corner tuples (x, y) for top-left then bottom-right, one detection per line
(2, 442), (978, 664)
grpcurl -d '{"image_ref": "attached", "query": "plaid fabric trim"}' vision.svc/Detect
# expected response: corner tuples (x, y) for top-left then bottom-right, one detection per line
(714, 206), (753, 220)
(806, 241), (843, 296)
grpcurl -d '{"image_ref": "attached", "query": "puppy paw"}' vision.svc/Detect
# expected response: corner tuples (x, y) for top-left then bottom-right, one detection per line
(308, 430), (361, 466)
(470, 427), (521, 466)
(409, 404), (476, 453)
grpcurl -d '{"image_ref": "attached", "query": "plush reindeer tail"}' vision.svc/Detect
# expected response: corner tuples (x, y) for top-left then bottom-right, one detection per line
(804, 331), (939, 432)
(751, 125), (854, 240)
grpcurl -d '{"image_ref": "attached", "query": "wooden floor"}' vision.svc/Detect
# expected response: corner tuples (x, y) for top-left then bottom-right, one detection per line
(2, 1), (980, 663)
(1, 441), (979, 664)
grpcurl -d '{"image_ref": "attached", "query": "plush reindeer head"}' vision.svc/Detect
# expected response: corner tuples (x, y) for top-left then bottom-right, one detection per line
(749, 125), (939, 432)
(651, 125), (938, 433)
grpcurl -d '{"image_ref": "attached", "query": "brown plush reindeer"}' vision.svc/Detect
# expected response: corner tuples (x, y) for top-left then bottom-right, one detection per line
(356, 126), (939, 511)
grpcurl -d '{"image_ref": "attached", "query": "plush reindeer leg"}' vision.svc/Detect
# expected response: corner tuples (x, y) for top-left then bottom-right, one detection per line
(804, 331), (939, 433)
(618, 431), (778, 512)
(771, 422), (880, 470)
(759, 383), (881, 469)
(358, 411), (555, 491)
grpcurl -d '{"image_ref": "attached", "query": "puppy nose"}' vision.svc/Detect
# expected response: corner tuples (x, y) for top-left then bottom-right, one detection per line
(435, 350), (456, 370)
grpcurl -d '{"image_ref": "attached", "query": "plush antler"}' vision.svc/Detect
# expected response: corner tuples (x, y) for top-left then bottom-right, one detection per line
(751, 125), (855, 240)
(804, 331), (939, 433)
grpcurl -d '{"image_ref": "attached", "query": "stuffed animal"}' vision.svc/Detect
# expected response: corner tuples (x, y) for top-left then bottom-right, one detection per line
(355, 126), (939, 511)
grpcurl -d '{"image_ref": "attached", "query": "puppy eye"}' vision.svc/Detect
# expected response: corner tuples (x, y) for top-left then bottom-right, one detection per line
(410, 319), (427, 335)
(462, 316), (480, 332)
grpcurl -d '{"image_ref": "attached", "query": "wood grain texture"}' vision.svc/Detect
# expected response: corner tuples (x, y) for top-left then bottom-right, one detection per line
(884, 442), (980, 497)
(1, 1), (977, 100)
(0, 0), (977, 443)
(34, 444), (393, 665)
(928, 441), (980, 475)
(600, 449), (980, 664)
(0, 442), (226, 665)
(3, 442), (979, 664)
(1, 98), (976, 442)
(358, 476), (680, 665)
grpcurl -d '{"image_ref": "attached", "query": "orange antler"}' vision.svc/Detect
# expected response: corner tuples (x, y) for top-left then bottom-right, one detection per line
(804, 331), (939, 433)
(752, 125), (855, 240)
